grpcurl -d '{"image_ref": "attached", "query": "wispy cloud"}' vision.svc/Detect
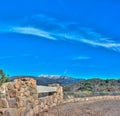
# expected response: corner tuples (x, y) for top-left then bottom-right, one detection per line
(80, 38), (120, 52)
(11, 27), (56, 40)
(73, 56), (91, 60)
(1, 14), (120, 53)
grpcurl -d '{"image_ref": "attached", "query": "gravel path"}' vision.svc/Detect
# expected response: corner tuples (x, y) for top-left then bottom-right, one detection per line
(38, 99), (120, 116)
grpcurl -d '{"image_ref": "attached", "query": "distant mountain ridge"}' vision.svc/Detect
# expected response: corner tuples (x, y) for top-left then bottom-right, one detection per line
(10, 75), (80, 86)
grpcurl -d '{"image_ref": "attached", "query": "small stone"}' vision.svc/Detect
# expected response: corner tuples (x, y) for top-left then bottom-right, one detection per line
(16, 97), (26, 107)
(27, 96), (34, 103)
(0, 99), (8, 108)
(30, 88), (37, 94)
(44, 105), (49, 112)
(18, 107), (26, 116)
(33, 106), (40, 115)
(8, 98), (18, 108)
(29, 109), (34, 116)
(4, 110), (10, 116)
(30, 79), (36, 85)
(9, 90), (16, 98)
(0, 111), (4, 116)
(24, 91), (30, 97)
(7, 83), (14, 90)
(14, 82), (21, 89)
(32, 94), (38, 99)
(40, 102), (44, 109)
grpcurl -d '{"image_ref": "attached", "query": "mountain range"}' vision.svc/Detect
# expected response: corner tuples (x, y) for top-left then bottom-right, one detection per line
(10, 75), (80, 86)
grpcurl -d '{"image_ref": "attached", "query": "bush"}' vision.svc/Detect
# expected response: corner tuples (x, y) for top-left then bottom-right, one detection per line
(0, 70), (9, 86)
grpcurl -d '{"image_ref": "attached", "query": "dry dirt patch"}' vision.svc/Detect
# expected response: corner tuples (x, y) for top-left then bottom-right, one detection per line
(39, 99), (120, 116)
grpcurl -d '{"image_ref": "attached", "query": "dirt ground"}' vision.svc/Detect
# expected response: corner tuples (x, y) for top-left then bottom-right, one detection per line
(38, 99), (120, 116)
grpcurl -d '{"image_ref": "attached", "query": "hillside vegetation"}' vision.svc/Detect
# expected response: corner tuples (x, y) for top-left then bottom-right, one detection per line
(64, 78), (120, 98)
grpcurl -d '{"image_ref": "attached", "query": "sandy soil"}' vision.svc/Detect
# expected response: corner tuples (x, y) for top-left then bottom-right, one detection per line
(38, 99), (120, 116)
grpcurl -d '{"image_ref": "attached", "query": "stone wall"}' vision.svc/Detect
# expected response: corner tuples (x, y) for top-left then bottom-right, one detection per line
(1, 78), (120, 116)
(62, 96), (120, 104)
(0, 78), (63, 116)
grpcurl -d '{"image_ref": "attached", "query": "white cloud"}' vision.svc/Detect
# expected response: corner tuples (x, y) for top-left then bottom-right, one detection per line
(80, 38), (120, 52)
(1, 14), (120, 53)
(10, 27), (56, 40)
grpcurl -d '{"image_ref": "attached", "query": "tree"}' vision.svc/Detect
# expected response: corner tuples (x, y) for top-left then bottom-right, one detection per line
(0, 70), (9, 86)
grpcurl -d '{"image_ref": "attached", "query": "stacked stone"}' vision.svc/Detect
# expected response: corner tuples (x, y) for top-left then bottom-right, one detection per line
(13, 78), (38, 116)
(13, 78), (38, 103)
(0, 82), (18, 116)
(29, 84), (64, 114)
(0, 78), (64, 116)
(0, 78), (39, 116)
(48, 84), (63, 104)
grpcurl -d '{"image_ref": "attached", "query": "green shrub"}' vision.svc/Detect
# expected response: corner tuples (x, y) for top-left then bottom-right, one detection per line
(0, 70), (9, 86)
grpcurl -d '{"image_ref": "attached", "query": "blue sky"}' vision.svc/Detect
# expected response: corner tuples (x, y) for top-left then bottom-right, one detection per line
(0, 0), (120, 79)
